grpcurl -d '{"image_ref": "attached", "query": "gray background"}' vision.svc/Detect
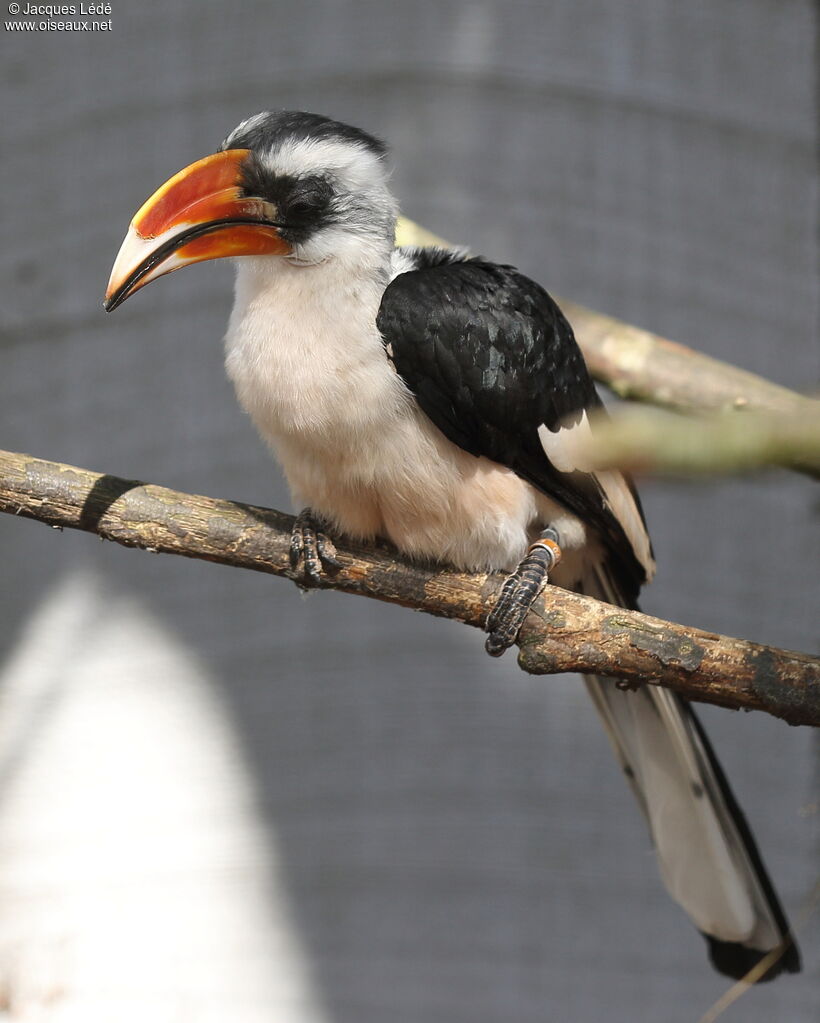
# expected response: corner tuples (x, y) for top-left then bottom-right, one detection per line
(1, 1), (818, 1020)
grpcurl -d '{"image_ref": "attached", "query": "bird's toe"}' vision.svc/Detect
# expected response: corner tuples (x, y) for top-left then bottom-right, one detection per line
(290, 509), (341, 585)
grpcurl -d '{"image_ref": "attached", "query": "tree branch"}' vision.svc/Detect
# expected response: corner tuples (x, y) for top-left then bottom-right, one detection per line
(575, 406), (820, 476)
(396, 217), (820, 478)
(1, 449), (817, 727)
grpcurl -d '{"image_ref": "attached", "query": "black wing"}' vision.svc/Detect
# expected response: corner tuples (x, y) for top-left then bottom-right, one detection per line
(377, 251), (650, 601)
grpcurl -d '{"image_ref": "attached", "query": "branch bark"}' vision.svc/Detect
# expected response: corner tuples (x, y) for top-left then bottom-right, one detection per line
(1, 449), (817, 727)
(396, 217), (820, 478)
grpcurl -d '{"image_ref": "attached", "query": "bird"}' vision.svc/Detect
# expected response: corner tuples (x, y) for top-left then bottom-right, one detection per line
(105, 109), (800, 981)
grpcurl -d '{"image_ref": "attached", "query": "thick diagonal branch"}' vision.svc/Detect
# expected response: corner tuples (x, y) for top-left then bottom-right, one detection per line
(1, 449), (817, 727)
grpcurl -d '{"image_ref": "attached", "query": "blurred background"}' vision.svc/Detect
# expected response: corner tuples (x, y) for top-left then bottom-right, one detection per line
(0, 1), (817, 1020)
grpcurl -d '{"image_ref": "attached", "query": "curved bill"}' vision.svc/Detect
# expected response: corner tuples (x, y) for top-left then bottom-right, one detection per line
(104, 149), (291, 311)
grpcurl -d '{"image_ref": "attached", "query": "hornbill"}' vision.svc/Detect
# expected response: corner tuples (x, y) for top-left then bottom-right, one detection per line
(105, 110), (799, 981)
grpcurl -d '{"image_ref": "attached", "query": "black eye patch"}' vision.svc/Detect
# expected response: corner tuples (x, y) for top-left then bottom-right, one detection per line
(280, 176), (335, 223)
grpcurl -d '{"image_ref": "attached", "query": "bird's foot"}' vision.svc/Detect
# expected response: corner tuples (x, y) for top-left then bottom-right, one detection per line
(289, 509), (342, 586)
(484, 529), (562, 656)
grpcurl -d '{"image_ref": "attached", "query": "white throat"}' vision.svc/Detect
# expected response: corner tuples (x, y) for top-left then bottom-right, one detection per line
(224, 247), (407, 469)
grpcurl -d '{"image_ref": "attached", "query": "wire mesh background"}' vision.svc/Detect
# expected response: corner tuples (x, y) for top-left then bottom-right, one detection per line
(0, 1), (818, 1020)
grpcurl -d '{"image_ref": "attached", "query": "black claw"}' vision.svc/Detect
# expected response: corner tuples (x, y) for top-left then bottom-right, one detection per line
(290, 509), (341, 585)
(484, 538), (560, 656)
(485, 631), (511, 657)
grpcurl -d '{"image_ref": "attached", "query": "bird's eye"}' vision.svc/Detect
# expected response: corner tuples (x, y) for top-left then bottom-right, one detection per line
(288, 196), (315, 216)
(284, 178), (333, 223)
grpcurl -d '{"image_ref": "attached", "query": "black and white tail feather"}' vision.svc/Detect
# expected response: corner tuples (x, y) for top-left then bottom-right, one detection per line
(584, 563), (800, 981)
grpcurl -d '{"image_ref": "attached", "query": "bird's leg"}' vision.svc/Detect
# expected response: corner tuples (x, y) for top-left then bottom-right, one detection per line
(289, 508), (342, 586)
(484, 527), (562, 656)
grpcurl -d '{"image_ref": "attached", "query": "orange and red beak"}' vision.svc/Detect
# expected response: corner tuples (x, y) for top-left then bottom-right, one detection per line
(104, 149), (291, 310)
